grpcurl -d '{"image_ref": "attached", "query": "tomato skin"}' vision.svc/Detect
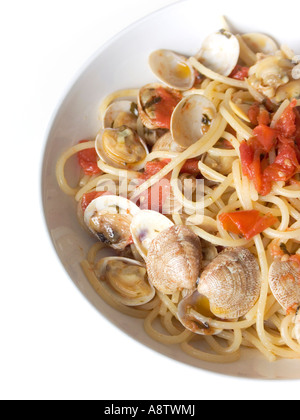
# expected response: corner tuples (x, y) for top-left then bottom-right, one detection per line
(219, 210), (277, 240)
(152, 87), (182, 129)
(77, 140), (101, 176)
(229, 65), (249, 80)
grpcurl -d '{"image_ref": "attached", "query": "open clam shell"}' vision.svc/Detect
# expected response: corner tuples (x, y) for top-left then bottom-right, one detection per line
(96, 257), (155, 306)
(130, 210), (174, 260)
(149, 49), (195, 91)
(241, 33), (278, 55)
(102, 100), (138, 130)
(95, 126), (149, 170)
(171, 94), (217, 149)
(137, 83), (182, 130)
(146, 225), (202, 294)
(178, 290), (222, 336)
(84, 195), (141, 250)
(196, 30), (240, 76)
(197, 247), (261, 319)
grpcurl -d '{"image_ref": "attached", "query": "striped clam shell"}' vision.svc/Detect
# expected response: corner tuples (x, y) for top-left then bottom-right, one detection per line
(197, 247), (261, 319)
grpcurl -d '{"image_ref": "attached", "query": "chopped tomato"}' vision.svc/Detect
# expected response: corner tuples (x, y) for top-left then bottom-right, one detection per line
(229, 65), (249, 80)
(276, 99), (297, 138)
(81, 191), (109, 212)
(78, 140), (101, 176)
(143, 159), (171, 179)
(258, 109), (271, 126)
(219, 210), (278, 240)
(248, 103), (260, 125)
(153, 87), (182, 129)
(263, 141), (299, 183)
(248, 104), (271, 126)
(253, 125), (277, 153)
(143, 158), (201, 179)
(294, 107), (300, 144)
(181, 159), (201, 175)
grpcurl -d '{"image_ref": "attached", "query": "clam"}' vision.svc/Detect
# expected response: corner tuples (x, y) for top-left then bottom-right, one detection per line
(178, 290), (222, 335)
(84, 195), (140, 250)
(152, 131), (185, 153)
(241, 33), (278, 55)
(102, 100), (138, 130)
(130, 210), (174, 260)
(198, 247), (261, 320)
(196, 30), (240, 76)
(275, 80), (300, 103)
(269, 258), (300, 313)
(146, 225), (202, 294)
(149, 49), (195, 91)
(137, 83), (182, 130)
(95, 126), (148, 170)
(269, 257), (300, 343)
(248, 55), (293, 100)
(96, 257), (155, 306)
(171, 94), (217, 149)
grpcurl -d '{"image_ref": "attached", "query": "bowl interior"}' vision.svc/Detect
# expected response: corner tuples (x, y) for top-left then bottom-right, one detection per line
(42, 0), (300, 379)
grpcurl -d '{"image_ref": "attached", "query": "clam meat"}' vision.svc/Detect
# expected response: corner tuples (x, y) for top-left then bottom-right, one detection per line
(102, 100), (138, 131)
(95, 126), (148, 170)
(84, 195), (140, 250)
(96, 257), (155, 306)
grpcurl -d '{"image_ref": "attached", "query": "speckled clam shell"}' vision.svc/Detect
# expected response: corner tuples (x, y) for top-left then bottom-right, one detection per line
(269, 259), (300, 312)
(197, 247), (261, 319)
(146, 225), (202, 295)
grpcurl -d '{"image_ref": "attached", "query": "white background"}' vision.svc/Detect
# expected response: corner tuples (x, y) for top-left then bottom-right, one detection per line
(1, 0), (299, 400)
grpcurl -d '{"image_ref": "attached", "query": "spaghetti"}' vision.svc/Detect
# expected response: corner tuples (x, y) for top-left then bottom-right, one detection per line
(56, 27), (300, 363)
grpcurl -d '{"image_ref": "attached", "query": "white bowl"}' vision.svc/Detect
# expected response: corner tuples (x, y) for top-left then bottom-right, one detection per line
(42, 0), (300, 380)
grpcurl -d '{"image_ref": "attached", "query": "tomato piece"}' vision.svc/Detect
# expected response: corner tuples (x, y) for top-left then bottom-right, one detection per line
(263, 140), (299, 184)
(276, 99), (297, 138)
(77, 140), (101, 176)
(253, 125), (277, 153)
(248, 103), (260, 125)
(153, 87), (182, 129)
(219, 210), (277, 240)
(181, 159), (200, 175)
(81, 191), (109, 212)
(229, 65), (249, 80)
(143, 159), (170, 179)
(143, 158), (201, 179)
(257, 109), (271, 126)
